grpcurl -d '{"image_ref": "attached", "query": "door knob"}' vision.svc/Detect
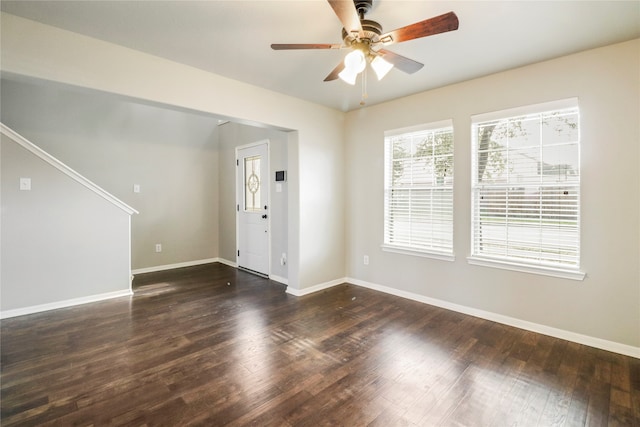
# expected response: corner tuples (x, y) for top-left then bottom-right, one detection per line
(262, 214), (268, 219)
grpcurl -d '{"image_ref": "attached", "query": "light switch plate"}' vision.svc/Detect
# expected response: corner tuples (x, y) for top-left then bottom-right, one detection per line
(20, 178), (31, 191)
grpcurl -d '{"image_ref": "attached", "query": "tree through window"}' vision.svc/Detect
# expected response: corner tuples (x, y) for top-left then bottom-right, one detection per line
(383, 120), (454, 258)
(470, 99), (582, 276)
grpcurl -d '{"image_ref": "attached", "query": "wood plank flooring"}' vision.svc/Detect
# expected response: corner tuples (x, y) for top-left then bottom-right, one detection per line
(2, 263), (639, 426)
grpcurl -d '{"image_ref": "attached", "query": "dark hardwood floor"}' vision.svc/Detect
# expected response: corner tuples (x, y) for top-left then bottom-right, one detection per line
(1, 263), (639, 426)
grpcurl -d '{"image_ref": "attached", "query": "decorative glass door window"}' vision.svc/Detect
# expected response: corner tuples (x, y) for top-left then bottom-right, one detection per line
(244, 155), (261, 212)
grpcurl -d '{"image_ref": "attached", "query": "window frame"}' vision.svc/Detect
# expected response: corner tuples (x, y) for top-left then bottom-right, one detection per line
(468, 98), (585, 280)
(382, 119), (455, 261)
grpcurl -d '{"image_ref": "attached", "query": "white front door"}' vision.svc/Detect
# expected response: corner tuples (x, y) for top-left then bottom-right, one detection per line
(236, 142), (269, 277)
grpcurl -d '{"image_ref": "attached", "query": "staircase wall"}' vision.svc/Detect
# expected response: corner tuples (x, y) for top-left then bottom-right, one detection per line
(1, 127), (136, 317)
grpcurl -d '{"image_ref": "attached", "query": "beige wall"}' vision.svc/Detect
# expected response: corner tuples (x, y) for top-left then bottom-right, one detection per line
(0, 12), (346, 290)
(1, 77), (220, 270)
(345, 39), (640, 348)
(1, 133), (132, 312)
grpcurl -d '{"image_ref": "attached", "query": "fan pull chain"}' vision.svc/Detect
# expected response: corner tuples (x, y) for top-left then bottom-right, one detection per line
(360, 67), (368, 106)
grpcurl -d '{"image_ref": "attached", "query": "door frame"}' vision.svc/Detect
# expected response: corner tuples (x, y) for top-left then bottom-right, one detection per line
(235, 139), (271, 277)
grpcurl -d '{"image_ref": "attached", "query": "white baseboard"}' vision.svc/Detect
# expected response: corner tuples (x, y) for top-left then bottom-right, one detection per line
(270, 274), (288, 285)
(132, 258), (219, 275)
(283, 275), (639, 358)
(216, 258), (237, 268)
(0, 289), (133, 319)
(286, 277), (346, 296)
(345, 277), (640, 359)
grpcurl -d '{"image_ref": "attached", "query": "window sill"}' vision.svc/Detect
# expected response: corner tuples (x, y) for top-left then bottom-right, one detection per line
(467, 256), (586, 281)
(381, 244), (455, 262)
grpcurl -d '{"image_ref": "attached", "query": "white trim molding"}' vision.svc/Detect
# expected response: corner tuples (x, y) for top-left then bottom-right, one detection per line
(467, 256), (586, 281)
(0, 290), (133, 319)
(286, 277), (346, 297)
(471, 97), (579, 123)
(382, 244), (455, 262)
(131, 258), (219, 275)
(216, 258), (238, 268)
(345, 277), (639, 359)
(270, 275), (288, 286)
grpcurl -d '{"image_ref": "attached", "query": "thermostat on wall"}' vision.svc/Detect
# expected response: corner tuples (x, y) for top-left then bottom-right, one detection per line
(275, 171), (287, 182)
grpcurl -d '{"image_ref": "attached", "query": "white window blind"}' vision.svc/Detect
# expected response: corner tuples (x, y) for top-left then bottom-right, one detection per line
(384, 120), (454, 257)
(470, 99), (581, 274)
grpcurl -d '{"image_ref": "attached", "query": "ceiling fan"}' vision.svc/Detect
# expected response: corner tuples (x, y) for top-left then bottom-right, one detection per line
(271, 0), (459, 85)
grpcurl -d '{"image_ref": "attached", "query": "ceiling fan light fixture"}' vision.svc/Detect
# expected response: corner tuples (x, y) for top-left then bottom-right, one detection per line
(338, 67), (359, 85)
(343, 49), (366, 73)
(371, 55), (393, 80)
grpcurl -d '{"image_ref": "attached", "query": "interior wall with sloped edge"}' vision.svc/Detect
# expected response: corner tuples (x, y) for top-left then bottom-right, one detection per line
(0, 76), (220, 271)
(1, 133), (131, 312)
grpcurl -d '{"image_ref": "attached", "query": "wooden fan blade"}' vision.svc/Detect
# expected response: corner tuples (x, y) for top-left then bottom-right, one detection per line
(271, 43), (342, 50)
(324, 61), (346, 81)
(328, 0), (363, 37)
(378, 49), (424, 74)
(379, 11), (459, 45)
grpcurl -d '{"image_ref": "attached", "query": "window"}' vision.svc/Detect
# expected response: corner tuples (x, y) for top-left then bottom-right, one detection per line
(470, 98), (584, 279)
(383, 120), (454, 259)
(244, 155), (261, 212)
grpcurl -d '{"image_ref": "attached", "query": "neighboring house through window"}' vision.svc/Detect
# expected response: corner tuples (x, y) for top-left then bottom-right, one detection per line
(469, 98), (584, 280)
(383, 120), (454, 260)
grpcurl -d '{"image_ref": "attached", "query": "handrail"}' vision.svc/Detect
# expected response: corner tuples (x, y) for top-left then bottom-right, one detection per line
(1, 123), (138, 215)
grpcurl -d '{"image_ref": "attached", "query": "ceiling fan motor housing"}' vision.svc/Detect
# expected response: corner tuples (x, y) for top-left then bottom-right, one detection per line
(342, 19), (383, 49)
(354, 0), (373, 17)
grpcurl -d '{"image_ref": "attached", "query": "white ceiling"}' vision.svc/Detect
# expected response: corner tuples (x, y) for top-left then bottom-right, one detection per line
(2, 0), (639, 112)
